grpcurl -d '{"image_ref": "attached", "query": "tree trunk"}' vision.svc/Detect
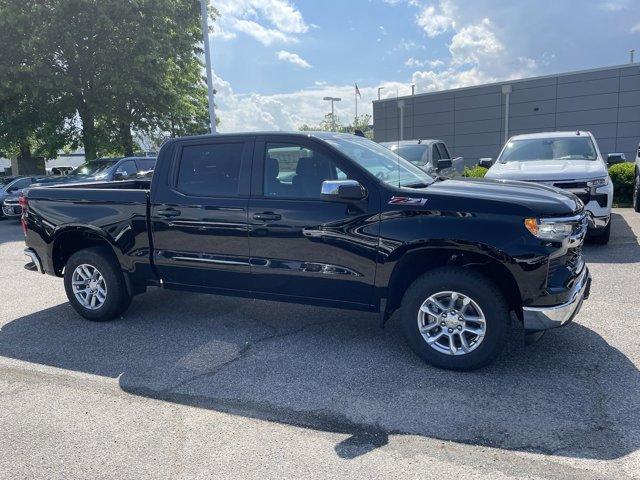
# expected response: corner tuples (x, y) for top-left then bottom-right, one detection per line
(77, 101), (98, 161)
(119, 122), (135, 157)
(18, 140), (32, 161)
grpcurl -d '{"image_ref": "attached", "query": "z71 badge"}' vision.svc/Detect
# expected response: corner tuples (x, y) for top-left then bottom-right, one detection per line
(388, 196), (428, 206)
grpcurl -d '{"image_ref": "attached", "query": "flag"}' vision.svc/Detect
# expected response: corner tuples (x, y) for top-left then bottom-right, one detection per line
(355, 83), (361, 98)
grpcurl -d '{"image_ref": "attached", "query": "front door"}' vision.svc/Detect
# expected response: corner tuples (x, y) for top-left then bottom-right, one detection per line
(150, 136), (253, 292)
(248, 136), (380, 308)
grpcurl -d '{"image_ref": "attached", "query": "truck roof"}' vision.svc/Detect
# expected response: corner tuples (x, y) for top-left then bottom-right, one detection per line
(509, 131), (593, 141)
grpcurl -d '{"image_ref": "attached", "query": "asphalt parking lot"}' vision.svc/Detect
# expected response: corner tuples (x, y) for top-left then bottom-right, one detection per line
(0, 209), (639, 479)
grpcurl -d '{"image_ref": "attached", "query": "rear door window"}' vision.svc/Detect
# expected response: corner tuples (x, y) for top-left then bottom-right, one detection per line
(177, 143), (244, 197)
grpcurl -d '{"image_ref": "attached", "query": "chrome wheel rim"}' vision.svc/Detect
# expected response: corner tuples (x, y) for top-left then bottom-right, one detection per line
(71, 264), (107, 310)
(417, 291), (486, 356)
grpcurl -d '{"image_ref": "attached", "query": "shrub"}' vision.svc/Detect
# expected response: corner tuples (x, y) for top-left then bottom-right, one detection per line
(463, 166), (488, 178)
(608, 162), (635, 204)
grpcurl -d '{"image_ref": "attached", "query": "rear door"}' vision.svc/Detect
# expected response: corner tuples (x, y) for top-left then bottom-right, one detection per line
(247, 135), (380, 308)
(150, 136), (253, 292)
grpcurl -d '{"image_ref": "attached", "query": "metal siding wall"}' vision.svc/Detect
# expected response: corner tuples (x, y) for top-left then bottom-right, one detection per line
(373, 65), (640, 163)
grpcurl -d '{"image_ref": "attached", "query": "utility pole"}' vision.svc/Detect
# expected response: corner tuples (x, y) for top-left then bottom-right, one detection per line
(200, 0), (217, 133)
(631, 49), (636, 64)
(411, 84), (415, 95)
(323, 97), (341, 131)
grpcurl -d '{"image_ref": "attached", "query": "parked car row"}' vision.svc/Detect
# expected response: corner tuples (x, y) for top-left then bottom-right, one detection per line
(21, 132), (590, 371)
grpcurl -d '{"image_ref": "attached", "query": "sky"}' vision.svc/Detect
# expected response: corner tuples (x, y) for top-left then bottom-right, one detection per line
(207, 0), (640, 132)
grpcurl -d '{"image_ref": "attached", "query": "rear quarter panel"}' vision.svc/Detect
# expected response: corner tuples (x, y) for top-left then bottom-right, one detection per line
(25, 186), (152, 283)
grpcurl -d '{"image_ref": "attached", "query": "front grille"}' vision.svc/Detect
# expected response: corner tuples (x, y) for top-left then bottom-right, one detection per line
(553, 181), (588, 189)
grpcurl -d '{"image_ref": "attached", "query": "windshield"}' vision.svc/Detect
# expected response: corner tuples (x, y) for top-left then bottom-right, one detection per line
(70, 160), (118, 177)
(325, 136), (433, 187)
(499, 137), (597, 162)
(390, 145), (428, 166)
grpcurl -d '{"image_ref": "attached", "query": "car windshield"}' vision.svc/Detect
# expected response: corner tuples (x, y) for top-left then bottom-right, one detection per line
(390, 145), (428, 166)
(70, 160), (118, 177)
(499, 137), (597, 162)
(325, 136), (433, 187)
(0, 177), (15, 187)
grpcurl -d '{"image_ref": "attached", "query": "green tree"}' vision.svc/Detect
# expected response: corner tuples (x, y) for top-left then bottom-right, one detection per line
(299, 113), (373, 139)
(0, 1), (76, 160)
(29, 0), (210, 159)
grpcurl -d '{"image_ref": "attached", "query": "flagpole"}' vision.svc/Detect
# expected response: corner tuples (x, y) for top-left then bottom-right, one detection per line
(355, 84), (358, 126)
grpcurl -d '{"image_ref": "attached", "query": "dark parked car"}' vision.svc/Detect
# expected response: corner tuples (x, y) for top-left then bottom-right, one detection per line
(0, 176), (44, 218)
(22, 132), (590, 370)
(35, 156), (156, 186)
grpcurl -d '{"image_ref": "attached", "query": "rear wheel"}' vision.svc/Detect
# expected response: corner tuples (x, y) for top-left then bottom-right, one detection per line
(400, 267), (509, 370)
(63, 246), (132, 321)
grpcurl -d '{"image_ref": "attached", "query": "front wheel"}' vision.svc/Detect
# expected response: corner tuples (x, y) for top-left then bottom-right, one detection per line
(63, 246), (132, 321)
(400, 267), (509, 370)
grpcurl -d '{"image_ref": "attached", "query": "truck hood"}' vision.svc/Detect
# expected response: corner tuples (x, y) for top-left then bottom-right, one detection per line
(426, 177), (582, 216)
(485, 159), (606, 181)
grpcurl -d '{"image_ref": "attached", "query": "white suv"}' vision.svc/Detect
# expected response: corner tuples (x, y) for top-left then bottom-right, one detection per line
(483, 131), (621, 244)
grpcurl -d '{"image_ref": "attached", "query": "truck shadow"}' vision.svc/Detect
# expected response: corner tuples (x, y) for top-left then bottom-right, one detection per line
(0, 289), (638, 461)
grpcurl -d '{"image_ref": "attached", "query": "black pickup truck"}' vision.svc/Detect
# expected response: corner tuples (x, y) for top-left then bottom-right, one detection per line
(21, 132), (591, 370)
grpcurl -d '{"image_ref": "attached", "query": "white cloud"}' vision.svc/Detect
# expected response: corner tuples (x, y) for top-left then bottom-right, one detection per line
(276, 50), (312, 68)
(212, 0), (308, 45)
(631, 23), (640, 34)
(233, 19), (295, 45)
(405, 57), (444, 68)
(212, 72), (411, 133)
(416, 4), (455, 37)
(449, 18), (503, 65)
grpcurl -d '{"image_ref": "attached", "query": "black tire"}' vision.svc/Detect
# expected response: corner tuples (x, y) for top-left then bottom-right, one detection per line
(400, 267), (509, 371)
(63, 246), (132, 321)
(633, 172), (640, 213)
(588, 220), (611, 245)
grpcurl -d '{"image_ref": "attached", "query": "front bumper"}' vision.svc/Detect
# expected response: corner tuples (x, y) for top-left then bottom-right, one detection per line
(586, 212), (609, 230)
(523, 267), (591, 331)
(2, 201), (21, 217)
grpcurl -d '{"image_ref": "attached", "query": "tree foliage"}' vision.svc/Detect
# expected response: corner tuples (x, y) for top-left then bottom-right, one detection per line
(0, 0), (212, 161)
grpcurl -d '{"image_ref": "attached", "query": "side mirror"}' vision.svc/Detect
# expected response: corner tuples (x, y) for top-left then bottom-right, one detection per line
(479, 158), (494, 168)
(436, 159), (452, 170)
(607, 153), (626, 165)
(114, 171), (127, 181)
(321, 179), (366, 201)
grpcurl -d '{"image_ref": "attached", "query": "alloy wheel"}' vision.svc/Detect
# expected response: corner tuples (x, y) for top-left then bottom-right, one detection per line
(71, 264), (107, 310)
(417, 291), (486, 355)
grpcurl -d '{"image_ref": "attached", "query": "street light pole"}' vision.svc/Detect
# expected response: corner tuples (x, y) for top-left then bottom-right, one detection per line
(200, 0), (217, 134)
(323, 97), (341, 131)
(377, 87), (384, 101)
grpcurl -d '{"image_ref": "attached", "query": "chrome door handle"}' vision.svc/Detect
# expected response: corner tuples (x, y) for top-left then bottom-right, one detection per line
(252, 212), (281, 221)
(157, 208), (181, 218)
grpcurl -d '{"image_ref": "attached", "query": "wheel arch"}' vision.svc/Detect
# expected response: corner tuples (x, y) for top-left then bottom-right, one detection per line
(383, 246), (522, 323)
(50, 226), (121, 277)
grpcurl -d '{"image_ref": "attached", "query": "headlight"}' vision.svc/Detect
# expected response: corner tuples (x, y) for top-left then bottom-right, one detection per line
(524, 218), (573, 241)
(587, 177), (608, 188)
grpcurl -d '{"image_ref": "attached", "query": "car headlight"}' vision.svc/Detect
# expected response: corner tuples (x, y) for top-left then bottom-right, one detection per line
(587, 177), (608, 188)
(524, 218), (573, 241)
